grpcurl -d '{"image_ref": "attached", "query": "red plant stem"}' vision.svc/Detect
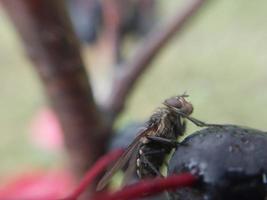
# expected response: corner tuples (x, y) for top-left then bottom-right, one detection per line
(62, 149), (124, 200)
(93, 173), (197, 200)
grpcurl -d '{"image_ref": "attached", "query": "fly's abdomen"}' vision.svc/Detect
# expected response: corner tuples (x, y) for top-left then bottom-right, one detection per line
(136, 142), (172, 178)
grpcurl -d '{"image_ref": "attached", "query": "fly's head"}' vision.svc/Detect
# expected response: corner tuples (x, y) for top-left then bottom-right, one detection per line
(163, 94), (194, 116)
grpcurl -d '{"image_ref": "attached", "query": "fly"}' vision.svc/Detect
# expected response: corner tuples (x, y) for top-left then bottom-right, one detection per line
(97, 94), (216, 191)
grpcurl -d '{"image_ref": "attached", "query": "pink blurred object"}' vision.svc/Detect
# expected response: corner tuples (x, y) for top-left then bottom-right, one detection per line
(0, 171), (74, 200)
(30, 107), (63, 151)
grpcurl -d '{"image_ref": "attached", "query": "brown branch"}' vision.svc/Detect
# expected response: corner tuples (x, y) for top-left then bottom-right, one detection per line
(1, 0), (111, 184)
(105, 0), (206, 119)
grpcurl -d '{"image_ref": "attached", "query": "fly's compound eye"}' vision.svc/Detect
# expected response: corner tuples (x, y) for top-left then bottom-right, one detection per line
(164, 97), (182, 109)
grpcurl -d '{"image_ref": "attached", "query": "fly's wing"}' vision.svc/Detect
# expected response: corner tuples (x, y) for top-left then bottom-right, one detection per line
(121, 142), (142, 186)
(96, 124), (157, 191)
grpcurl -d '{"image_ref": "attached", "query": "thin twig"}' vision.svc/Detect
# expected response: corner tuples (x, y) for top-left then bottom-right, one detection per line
(105, 0), (206, 120)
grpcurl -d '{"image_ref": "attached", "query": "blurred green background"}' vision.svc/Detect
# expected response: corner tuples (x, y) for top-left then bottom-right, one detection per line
(1, 0), (267, 177)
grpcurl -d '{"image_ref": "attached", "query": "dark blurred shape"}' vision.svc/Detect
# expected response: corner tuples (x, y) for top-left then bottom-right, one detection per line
(103, 0), (156, 63)
(168, 125), (267, 200)
(66, 0), (156, 62)
(116, 0), (156, 37)
(66, 0), (102, 43)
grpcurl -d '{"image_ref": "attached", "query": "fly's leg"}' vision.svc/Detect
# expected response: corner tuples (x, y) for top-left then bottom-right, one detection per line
(141, 148), (166, 156)
(141, 152), (175, 200)
(140, 153), (164, 177)
(147, 136), (179, 148)
(141, 148), (169, 172)
(185, 115), (214, 127)
(139, 137), (179, 180)
(176, 110), (222, 127)
(137, 143), (170, 178)
(139, 148), (175, 200)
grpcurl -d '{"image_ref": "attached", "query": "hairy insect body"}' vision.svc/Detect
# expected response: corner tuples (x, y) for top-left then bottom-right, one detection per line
(136, 107), (186, 178)
(96, 95), (200, 191)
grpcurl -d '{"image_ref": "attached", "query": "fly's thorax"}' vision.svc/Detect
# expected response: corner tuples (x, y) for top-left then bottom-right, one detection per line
(152, 107), (185, 140)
